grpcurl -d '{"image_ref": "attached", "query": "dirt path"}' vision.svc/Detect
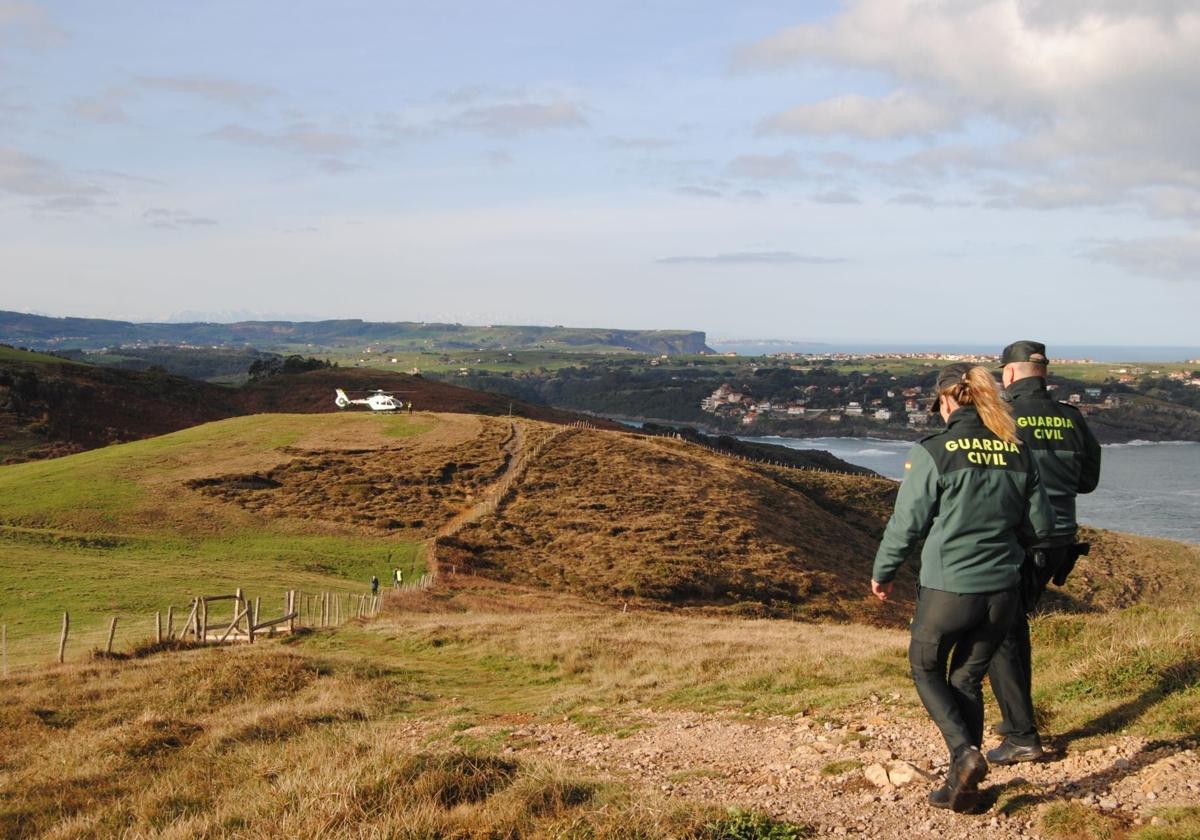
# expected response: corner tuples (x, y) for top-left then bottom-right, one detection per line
(448, 706), (1199, 838)
(435, 421), (527, 541)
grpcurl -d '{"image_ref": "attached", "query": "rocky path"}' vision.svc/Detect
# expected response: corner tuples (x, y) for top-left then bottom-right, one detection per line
(481, 705), (1199, 838)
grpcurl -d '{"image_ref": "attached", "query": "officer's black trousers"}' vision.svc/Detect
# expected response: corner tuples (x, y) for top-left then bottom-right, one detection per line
(909, 586), (1019, 759)
(988, 545), (1072, 746)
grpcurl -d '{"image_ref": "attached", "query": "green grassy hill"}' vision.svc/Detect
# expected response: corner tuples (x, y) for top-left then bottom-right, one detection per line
(0, 413), (452, 669)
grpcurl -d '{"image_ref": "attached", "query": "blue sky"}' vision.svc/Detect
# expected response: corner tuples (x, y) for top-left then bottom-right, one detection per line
(2, 1), (1198, 344)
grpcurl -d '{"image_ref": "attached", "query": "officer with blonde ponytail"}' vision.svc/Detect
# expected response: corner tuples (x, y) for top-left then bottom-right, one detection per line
(872, 363), (1054, 812)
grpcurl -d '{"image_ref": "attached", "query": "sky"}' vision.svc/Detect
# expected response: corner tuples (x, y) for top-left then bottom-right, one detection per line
(2, 0), (1199, 345)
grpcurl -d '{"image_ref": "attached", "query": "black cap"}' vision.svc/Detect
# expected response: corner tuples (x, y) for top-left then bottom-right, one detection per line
(1000, 340), (1049, 366)
(929, 362), (973, 412)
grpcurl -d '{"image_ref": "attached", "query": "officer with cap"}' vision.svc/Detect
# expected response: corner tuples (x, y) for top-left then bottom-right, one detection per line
(986, 340), (1102, 764)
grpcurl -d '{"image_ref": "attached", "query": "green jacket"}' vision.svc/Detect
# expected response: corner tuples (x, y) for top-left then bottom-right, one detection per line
(1006, 377), (1101, 546)
(873, 406), (1056, 593)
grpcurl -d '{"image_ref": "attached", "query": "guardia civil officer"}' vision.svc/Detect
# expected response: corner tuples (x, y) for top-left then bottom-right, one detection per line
(872, 364), (1054, 812)
(986, 341), (1102, 764)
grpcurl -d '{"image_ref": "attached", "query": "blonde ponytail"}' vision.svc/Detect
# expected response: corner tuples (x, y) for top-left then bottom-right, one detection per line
(939, 366), (1018, 444)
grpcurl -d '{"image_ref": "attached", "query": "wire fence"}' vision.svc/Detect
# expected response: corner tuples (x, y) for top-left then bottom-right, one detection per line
(0, 585), (384, 679)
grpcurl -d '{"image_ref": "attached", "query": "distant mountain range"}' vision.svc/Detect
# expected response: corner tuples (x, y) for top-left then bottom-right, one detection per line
(0, 311), (712, 355)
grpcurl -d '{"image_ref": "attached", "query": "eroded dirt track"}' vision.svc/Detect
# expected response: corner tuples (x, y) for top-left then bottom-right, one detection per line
(445, 707), (1199, 839)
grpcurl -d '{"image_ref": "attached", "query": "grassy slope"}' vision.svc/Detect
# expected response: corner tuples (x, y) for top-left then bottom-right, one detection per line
(0, 601), (1195, 837)
(0, 413), (435, 668)
(0, 410), (1198, 835)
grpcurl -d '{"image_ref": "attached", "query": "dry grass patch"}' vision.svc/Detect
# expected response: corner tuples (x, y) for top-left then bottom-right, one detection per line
(0, 641), (809, 839)
(442, 429), (915, 625)
(188, 415), (522, 536)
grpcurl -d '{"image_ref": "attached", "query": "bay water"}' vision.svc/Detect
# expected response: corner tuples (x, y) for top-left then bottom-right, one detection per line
(740, 435), (1200, 545)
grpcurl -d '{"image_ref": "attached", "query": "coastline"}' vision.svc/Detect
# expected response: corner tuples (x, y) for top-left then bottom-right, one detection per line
(597, 412), (1200, 446)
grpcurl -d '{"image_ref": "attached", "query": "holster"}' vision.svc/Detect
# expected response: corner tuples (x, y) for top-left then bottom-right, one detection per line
(1019, 555), (1040, 614)
(1051, 542), (1090, 587)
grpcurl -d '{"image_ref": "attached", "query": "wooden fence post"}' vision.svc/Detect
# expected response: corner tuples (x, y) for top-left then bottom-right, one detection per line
(58, 612), (70, 664)
(199, 598), (208, 644)
(2, 624), (7, 678)
(105, 616), (118, 654)
(167, 605), (174, 640)
(155, 611), (162, 644)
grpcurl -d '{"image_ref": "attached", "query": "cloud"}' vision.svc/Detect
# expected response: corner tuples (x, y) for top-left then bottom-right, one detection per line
(69, 86), (133, 124)
(315, 158), (363, 175)
(736, 1), (1200, 221)
(208, 123), (361, 155)
(0, 147), (103, 200)
(759, 91), (960, 139)
(607, 136), (678, 150)
(726, 152), (804, 180)
(0, 1), (65, 49)
(442, 101), (587, 135)
(890, 191), (937, 207)
(487, 149), (513, 167)
(143, 207), (217, 229)
(673, 185), (723, 199)
(0, 88), (33, 123)
(1086, 235), (1200, 281)
(657, 251), (844, 265)
(30, 194), (104, 212)
(812, 190), (861, 204)
(68, 75), (279, 126)
(136, 75), (278, 107)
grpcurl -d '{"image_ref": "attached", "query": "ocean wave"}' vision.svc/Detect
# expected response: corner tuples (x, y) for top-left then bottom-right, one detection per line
(851, 448), (898, 457)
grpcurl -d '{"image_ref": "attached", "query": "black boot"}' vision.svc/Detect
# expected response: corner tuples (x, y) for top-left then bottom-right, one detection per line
(986, 738), (1044, 765)
(928, 747), (988, 813)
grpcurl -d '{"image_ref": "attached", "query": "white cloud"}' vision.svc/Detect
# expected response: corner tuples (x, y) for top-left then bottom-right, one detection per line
(812, 190), (861, 205)
(69, 86), (133, 124)
(726, 152), (804, 180)
(0, 1), (64, 50)
(143, 208), (217, 229)
(759, 91), (960, 140)
(657, 251), (843, 265)
(607, 136), (678, 150)
(674, 185), (723, 199)
(737, 1), (1200, 224)
(1087, 234), (1200, 281)
(0, 147), (102, 199)
(208, 123), (361, 155)
(136, 76), (278, 107)
(442, 101), (587, 135)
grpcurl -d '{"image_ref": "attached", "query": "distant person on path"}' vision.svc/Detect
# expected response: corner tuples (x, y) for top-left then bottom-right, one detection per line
(987, 341), (1102, 765)
(370, 575), (379, 596)
(872, 363), (1054, 812)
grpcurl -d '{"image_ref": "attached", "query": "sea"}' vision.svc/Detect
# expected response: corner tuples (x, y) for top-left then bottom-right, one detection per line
(738, 435), (1200, 545)
(710, 341), (1200, 363)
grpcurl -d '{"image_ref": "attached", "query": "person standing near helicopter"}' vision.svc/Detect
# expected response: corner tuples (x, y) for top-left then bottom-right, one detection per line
(871, 363), (1055, 812)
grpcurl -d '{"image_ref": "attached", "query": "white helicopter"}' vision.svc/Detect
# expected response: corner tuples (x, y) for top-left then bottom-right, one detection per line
(334, 388), (409, 411)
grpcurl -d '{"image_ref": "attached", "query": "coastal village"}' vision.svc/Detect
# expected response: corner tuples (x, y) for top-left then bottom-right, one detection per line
(695, 352), (1198, 431)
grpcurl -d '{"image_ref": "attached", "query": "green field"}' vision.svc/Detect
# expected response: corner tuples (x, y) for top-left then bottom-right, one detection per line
(0, 413), (431, 670)
(0, 345), (85, 366)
